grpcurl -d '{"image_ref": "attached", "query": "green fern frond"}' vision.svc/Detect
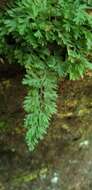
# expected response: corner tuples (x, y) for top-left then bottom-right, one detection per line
(0, 0), (92, 150)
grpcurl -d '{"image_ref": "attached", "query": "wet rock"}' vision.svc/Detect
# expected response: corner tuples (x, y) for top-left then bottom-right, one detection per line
(79, 140), (89, 149)
(51, 172), (59, 184)
(0, 73), (92, 189)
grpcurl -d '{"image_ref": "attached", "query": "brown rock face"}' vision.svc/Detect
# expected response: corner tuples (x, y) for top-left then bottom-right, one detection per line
(0, 0), (14, 9)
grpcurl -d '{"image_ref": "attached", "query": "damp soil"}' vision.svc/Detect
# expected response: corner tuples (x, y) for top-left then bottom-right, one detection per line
(0, 71), (92, 190)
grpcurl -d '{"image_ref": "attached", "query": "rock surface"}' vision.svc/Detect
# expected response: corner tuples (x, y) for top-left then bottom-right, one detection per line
(0, 72), (92, 189)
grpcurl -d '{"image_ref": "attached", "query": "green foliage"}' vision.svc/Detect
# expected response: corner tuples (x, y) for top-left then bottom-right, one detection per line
(0, 0), (92, 150)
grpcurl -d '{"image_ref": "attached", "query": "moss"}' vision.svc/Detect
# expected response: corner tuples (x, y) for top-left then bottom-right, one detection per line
(12, 167), (48, 185)
(0, 121), (9, 130)
(0, 182), (5, 190)
(77, 108), (90, 116)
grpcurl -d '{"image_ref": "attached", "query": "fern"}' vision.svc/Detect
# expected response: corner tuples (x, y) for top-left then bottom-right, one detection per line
(0, 0), (92, 150)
